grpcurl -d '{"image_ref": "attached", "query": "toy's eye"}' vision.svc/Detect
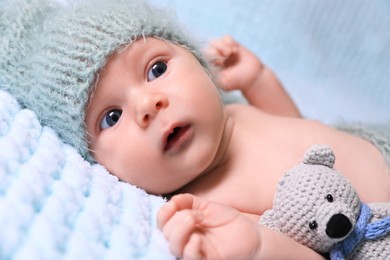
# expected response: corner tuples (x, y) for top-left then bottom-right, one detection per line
(326, 194), (334, 202)
(309, 221), (318, 230)
(147, 61), (167, 81)
(100, 109), (122, 129)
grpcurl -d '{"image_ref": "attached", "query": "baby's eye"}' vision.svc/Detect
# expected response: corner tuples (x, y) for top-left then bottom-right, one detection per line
(147, 61), (167, 81)
(100, 109), (122, 129)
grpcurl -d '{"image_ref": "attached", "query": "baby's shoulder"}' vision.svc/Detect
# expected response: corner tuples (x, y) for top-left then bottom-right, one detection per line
(224, 103), (268, 118)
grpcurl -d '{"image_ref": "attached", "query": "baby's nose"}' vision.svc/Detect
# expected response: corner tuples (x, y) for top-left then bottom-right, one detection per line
(137, 94), (169, 127)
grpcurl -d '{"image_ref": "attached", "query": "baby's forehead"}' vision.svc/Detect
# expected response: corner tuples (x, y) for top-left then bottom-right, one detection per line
(96, 37), (194, 79)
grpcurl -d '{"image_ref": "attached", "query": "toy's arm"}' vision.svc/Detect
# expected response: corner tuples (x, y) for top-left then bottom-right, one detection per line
(205, 35), (301, 118)
(157, 194), (324, 259)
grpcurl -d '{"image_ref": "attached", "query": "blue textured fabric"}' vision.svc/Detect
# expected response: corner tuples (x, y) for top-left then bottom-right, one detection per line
(0, 89), (174, 260)
(365, 216), (390, 240)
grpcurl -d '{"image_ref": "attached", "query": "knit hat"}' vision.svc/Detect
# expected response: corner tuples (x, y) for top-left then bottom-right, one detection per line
(0, 0), (208, 162)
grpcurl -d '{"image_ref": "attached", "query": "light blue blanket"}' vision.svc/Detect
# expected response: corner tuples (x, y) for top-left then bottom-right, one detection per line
(2, 0), (390, 259)
(0, 89), (173, 259)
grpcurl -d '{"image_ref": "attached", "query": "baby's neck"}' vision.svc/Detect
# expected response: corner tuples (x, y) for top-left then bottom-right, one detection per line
(203, 115), (234, 175)
(171, 115), (235, 196)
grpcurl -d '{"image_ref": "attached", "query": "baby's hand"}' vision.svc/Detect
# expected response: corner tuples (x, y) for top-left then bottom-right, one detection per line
(204, 35), (264, 92)
(157, 194), (260, 259)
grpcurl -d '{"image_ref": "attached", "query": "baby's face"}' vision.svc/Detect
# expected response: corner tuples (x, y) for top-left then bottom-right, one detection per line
(86, 37), (226, 194)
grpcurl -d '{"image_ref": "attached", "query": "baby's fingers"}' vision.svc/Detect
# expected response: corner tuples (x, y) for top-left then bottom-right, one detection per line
(163, 210), (204, 257)
(157, 194), (197, 230)
(205, 35), (238, 66)
(183, 233), (203, 260)
(213, 35), (239, 57)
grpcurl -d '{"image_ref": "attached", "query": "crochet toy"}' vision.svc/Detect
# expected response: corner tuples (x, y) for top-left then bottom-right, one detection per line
(260, 145), (390, 259)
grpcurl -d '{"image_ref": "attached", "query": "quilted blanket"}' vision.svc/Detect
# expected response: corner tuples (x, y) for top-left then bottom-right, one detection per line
(0, 89), (173, 259)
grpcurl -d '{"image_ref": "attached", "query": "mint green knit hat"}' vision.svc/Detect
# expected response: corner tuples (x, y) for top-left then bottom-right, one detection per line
(0, 0), (208, 162)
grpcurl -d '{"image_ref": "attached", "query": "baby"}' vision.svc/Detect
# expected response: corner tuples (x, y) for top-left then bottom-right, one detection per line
(2, 0), (389, 259)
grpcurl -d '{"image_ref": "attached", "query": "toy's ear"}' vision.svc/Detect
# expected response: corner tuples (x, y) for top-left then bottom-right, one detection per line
(303, 145), (335, 168)
(259, 209), (280, 231)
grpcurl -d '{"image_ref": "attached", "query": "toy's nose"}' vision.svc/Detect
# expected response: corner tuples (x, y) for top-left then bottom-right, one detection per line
(326, 213), (352, 239)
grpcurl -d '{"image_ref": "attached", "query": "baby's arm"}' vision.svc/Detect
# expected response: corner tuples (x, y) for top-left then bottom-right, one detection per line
(205, 35), (301, 117)
(157, 194), (324, 259)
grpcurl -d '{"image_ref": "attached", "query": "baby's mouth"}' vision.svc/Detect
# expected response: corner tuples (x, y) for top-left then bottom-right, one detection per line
(164, 125), (191, 152)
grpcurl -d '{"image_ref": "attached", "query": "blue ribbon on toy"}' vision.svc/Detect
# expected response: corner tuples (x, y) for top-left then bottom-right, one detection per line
(330, 203), (390, 260)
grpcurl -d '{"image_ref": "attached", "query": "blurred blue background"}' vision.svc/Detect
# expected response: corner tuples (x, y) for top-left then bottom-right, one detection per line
(150, 0), (390, 124)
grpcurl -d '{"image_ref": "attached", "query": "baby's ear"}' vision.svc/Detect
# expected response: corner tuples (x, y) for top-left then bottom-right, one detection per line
(303, 145), (335, 168)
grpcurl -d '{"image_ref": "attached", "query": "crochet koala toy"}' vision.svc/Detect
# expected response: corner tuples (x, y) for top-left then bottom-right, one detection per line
(260, 145), (390, 259)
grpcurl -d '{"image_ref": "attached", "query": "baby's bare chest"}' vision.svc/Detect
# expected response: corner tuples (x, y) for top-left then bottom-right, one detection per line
(209, 108), (390, 215)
